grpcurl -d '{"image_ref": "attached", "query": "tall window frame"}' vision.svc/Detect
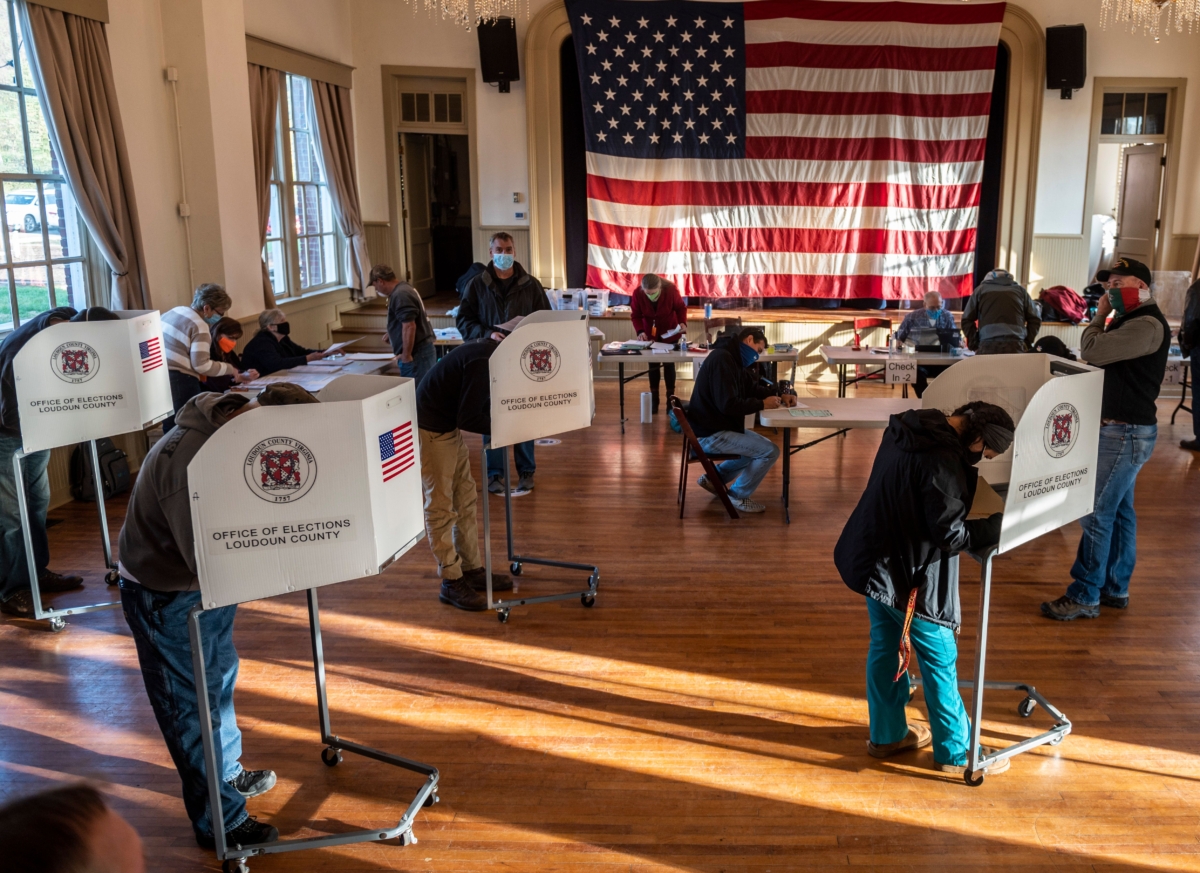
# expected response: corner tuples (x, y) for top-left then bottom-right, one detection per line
(0, 0), (91, 332)
(265, 72), (342, 299)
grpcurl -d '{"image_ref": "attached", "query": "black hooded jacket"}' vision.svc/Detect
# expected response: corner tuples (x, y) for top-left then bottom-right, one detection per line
(834, 409), (1001, 630)
(456, 262), (550, 340)
(686, 335), (776, 438)
(0, 306), (77, 436)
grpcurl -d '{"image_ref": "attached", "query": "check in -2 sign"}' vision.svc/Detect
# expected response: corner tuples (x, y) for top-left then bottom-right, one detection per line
(886, 356), (917, 385)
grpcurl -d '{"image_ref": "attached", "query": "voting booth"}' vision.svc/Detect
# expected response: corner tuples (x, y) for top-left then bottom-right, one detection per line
(484, 310), (599, 622)
(920, 354), (1103, 783)
(11, 311), (172, 630)
(186, 374), (439, 869)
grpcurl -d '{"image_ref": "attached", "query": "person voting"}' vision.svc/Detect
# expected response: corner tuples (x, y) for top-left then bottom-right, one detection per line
(116, 383), (317, 850)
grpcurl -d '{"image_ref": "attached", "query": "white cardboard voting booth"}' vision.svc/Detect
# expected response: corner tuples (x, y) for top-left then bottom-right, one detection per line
(185, 374), (439, 868)
(483, 311), (599, 621)
(919, 353), (1104, 783)
(11, 311), (172, 629)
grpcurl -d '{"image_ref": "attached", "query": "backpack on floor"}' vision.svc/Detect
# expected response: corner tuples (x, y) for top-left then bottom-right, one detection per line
(69, 438), (131, 502)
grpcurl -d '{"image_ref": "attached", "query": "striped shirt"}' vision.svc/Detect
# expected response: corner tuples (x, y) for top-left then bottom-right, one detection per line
(161, 306), (235, 379)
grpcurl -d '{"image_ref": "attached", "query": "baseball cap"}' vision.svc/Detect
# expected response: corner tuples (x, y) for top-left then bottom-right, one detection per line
(258, 383), (320, 406)
(1096, 257), (1152, 287)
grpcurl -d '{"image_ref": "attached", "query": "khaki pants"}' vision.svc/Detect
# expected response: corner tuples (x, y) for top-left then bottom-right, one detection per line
(419, 428), (481, 580)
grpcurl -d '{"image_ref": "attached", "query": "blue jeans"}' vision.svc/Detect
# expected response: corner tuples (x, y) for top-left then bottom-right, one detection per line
(398, 339), (436, 386)
(486, 439), (536, 479)
(120, 580), (247, 839)
(866, 596), (970, 766)
(0, 432), (50, 601)
(1067, 424), (1157, 605)
(696, 429), (780, 499)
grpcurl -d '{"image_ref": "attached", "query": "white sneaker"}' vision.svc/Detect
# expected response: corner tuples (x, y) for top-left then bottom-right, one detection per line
(733, 497), (766, 514)
(697, 475), (719, 496)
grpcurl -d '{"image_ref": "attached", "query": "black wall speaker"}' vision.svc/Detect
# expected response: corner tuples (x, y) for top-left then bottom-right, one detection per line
(478, 17), (520, 93)
(1046, 24), (1086, 99)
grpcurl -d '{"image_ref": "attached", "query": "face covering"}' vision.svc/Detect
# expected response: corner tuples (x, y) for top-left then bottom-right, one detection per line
(964, 446), (984, 466)
(217, 336), (237, 354)
(203, 312), (222, 326)
(493, 252), (515, 271)
(644, 287), (661, 302)
(275, 321), (291, 336)
(1106, 286), (1148, 317)
(739, 342), (760, 367)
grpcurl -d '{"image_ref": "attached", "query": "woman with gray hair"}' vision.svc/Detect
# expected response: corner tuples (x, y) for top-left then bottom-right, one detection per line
(240, 308), (331, 376)
(160, 283), (259, 432)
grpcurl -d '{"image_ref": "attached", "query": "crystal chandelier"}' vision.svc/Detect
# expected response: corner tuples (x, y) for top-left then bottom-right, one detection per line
(1101, 0), (1200, 37)
(406, 0), (528, 29)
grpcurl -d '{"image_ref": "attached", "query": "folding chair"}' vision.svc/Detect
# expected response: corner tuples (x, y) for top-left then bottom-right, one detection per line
(851, 316), (894, 386)
(704, 317), (743, 346)
(669, 395), (740, 520)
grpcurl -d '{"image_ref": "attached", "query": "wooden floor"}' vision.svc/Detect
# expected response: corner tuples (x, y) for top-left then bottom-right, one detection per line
(4, 381), (1200, 872)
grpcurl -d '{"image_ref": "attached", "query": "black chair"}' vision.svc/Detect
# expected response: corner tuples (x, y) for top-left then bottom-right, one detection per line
(670, 395), (740, 520)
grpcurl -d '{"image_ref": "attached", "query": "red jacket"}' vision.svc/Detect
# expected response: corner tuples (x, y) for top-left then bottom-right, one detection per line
(631, 281), (687, 340)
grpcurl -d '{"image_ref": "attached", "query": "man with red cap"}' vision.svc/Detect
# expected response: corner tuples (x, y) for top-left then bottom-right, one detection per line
(1041, 258), (1170, 620)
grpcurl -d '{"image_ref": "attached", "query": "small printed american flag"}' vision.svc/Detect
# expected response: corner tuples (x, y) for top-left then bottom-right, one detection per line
(379, 421), (415, 482)
(139, 337), (163, 373)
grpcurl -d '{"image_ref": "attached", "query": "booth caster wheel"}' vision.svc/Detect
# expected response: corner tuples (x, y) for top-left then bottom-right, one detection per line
(48, 617), (66, 633)
(1017, 697), (1037, 718)
(964, 769), (985, 787)
(510, 562), (522, 576)
(581, 594), (596, 608)
(497, 609), (510, 624)
(321, 747), (342, 767)
(1049, 732), (1066, 746)
(423, 793), (440, 808)
(223, 859), (250, 873)
(105, 569), (120, 585)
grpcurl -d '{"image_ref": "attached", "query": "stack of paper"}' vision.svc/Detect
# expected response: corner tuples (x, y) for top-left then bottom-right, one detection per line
(345, 352), (399, 361)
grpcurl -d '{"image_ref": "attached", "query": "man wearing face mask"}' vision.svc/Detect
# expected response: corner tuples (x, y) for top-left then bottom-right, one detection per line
(240, 308), (331, 378)
(161, 284), (260, 432)
(1041, 258), (1170, 620)
(457, 232), (551, 495)
(836, 401), (1011, 776)
(894, 291), (962, 397)
(686, 327), (796, 514)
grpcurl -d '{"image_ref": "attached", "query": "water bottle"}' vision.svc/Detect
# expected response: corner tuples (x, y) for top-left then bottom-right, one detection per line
(704, 303), (713, 319)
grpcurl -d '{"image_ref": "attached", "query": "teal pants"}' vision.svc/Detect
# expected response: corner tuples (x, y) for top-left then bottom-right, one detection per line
(866, 596), (969, 767)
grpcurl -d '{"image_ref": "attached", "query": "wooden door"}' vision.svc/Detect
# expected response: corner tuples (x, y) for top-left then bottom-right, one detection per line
(1115, 143), (1164, 268)
(400, 132), (435, 296)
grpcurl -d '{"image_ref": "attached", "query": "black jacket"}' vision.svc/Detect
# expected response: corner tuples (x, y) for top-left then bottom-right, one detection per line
(1181, 279), (1200, 357)
(416, 339), (497, 435)
(0, 306), (77, 436)
(240, 330), (314, 376)
(456, 262), (550, 340)
(834, 409), (1001, 630)
(686, 335), (775, 438)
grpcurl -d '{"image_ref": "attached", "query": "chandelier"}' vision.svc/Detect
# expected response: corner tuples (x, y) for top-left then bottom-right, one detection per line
(1101, 0), (1200, 37)
(407, 0), (528, 28)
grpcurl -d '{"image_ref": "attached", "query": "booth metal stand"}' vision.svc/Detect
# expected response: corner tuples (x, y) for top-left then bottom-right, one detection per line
(14, 440), (121, 631)
(189, 587), (440, 873)
(481, 442), (599, 623)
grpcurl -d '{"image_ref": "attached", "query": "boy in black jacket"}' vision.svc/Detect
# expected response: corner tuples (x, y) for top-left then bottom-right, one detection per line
(688, 327), (794, 514)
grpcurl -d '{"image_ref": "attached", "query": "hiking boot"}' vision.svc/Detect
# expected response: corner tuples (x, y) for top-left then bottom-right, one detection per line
(867, 724), (931, 759)
(228, 769), (276, 798)
(1181, 439), (1200, 451)
(697, 475), (719, 496)
(938, 747), (1011, 777)
(516, 474), (535, 492)
(462, 566), (513, 593)
(196, 816), (279, 850)
(1100, 593), (1129, 609)
(487, 476), (506, 495)
(439, 577), (488, 611)
(0, 590), (35, 617)
(1040, 595), (1099, 621)
(38, 569), (84, 592)
(733, 497), (766, 514)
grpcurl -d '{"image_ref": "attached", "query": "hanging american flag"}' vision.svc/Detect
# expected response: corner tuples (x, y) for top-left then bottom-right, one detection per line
(379, 421), (415, 482)
(566, 0), (1006, 300)
(139, 337), (163, 373)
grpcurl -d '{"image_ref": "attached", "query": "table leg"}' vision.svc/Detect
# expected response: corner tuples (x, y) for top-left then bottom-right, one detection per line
(838, 364), (846, 398)
(619, 362), (626, 435)
(783, 427), (791, 525)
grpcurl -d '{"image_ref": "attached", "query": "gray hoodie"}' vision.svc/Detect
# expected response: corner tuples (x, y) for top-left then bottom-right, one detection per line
(961, 270), (1041, 348)
(118, 392), (249, 592)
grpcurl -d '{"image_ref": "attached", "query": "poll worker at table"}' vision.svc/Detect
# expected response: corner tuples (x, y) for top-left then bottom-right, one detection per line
(0, 307), (120, 618)
(203, 317), (244, 394)
(162, 284), (259, 432)
(240, 308), (331, 377)
(1041, 258), (1171, 621)
(961, 269), (1040, 354)
(834, 402), (1012, 776)
(458, 232), (550, 494)
(416, 324), (517, 612)
(632, 273), (688, 413)
(688, 327), (796, 514)
(369, 264), (436, 383)
(1179, 277), (1200, 452)
(894, 291), (961, 398)
(116, 383), (318, 850)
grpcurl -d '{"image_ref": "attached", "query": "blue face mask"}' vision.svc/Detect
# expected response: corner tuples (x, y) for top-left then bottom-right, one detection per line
(739, 342), (760, 367)
(493, 252), (515, 271)
(203, 312), (222, 326)
(927, 306), (941, 315)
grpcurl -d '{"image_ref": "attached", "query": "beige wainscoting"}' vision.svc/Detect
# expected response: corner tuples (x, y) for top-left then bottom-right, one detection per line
(1029, 234), (1090, 293)
(1170, 235), (1198, 273)
(476, 227), (530, 269)
(364, 221), (401, 272)
(47, 430), (150, 511)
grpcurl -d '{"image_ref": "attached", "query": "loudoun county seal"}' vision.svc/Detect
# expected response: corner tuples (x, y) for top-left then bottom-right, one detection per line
(1043, 402), (1080, 459)
(51, 341), (99, 384)
(521, 341), (561, 382)
(244, 436), (317, 503)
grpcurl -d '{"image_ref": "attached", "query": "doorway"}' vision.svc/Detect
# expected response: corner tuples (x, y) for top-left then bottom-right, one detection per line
(399, 131), (473, 296)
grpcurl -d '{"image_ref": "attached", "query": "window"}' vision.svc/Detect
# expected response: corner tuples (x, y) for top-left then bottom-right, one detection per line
(400, 90), (463, 124)
(1100, 91), (1169, 137)
(265, 73), (341, 298)
(0, 0), (90, 330)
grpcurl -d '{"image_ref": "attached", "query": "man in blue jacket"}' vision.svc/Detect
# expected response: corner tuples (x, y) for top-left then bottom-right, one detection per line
(894, 291), (962, 397)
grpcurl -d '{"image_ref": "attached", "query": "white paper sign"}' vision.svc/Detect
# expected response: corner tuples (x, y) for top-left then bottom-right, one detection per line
(1163, 358), (1186, 385)
(886, 356), (917, 385)
(489, 311), (594, 448)
(13, 310), (172, 453)
(188, 374), (425, 608)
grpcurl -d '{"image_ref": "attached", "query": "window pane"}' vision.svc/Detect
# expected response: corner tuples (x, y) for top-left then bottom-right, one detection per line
(323, 232), (338, 284)
(320, 185), (333, 234)
(401, 92), (415, 122)
(1101, 92), (1123, 135)
(0, 7), (15, 88)
(291, 130), (312, 182)
(44, 180), (78, 259)
(266, 240), (285, 296)
(0, 271), (11, 332)
(303, 186), (320, 235)
(298, 236), (322, 289)
(15, 21), (33, 91)
(449, 93), (463, 123)
(6, 180), (44, 261)
(13, 264), (50, 323)
(25, 93), (53, 174)
(0, 90), (27, 172)
(288, 75), (309, 131)
(1122, 92), (1145, 136)
(52, 260), (86, 311)
(267, 183), (281, 240)
(415, 92), (430, 122)
(1146, 92), (1168, 135)
(434, 92), (447, 123)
